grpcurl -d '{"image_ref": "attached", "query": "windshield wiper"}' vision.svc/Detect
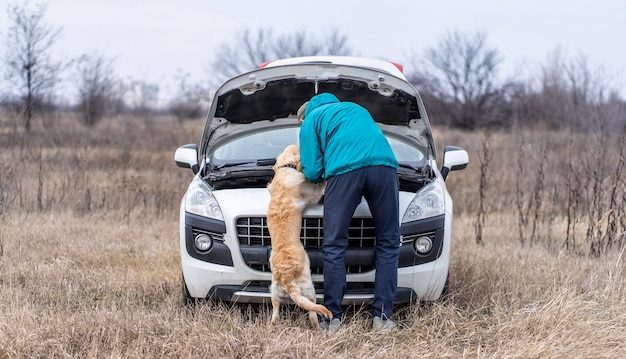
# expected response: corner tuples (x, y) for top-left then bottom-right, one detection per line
(212, 161), (254, 170)
(397, 162), (424, 172)
(257, 158), (276, 166)
(212, 158), (276, 170)
(398, 162), (435, 179)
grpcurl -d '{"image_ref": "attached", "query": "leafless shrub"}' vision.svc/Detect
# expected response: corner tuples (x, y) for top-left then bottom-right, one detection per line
(515, 131), (528, 246)
(169, 71), (209, 123)
(529, 136), (549, 244)
(408, 30), (503, 130)
(0, 121), (20, 214)
(605, 127), (626, 249)
(534, 48), (625, 131)
(584, 128), (610, 256)
(503, 125), (625, 254)
(513, 131), (549, 248)
(37, 148), (43, 211)
(474, 125), (490, 245)
(74, 53), (119, 126)
(565, 129), (581, 251)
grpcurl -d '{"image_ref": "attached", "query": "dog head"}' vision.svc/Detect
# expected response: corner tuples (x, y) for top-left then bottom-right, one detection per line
(273, 144), (301, 172)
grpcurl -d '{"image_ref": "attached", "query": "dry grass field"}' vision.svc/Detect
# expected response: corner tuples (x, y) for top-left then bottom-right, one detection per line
(0, 113), (625, 358)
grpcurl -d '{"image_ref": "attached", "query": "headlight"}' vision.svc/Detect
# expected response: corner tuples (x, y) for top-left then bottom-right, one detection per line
(402, 180), (445, 223)
(185, 177), (224, 220)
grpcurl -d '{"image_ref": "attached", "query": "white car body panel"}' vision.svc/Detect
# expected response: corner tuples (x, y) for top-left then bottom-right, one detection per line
(262, 56), (408, 80)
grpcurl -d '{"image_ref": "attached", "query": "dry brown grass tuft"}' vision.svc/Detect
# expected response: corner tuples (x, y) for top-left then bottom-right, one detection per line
(1, 114), (625, 357)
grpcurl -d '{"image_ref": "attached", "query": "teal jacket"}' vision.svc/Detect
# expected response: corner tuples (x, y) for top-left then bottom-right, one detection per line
(299, 93), (398, 183)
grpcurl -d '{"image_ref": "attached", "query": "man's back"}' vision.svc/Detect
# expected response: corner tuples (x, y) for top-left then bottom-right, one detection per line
(299, 93), (397, 183)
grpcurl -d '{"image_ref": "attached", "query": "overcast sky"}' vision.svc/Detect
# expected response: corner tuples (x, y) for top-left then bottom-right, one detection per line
(1, 0), (624, 101)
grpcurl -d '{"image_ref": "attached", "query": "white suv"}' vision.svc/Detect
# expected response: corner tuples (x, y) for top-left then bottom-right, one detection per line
(174, 56), (468, 306)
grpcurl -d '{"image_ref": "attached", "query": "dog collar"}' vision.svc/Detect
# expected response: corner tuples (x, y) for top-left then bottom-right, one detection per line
(281, 164), (298, 170)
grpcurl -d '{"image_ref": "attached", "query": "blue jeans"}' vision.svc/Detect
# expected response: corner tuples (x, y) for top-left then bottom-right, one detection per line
(322, 166), (400, 320)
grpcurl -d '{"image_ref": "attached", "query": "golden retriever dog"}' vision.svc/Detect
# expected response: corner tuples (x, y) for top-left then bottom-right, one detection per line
(267, 144), (332, 329)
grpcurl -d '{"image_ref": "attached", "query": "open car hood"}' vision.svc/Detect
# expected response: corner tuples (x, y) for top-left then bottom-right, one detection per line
(200, 59), (436, 160)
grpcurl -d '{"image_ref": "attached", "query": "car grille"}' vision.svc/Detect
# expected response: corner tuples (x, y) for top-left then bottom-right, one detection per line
(236, 217), (377, 273)
(236, 217), (377, 247)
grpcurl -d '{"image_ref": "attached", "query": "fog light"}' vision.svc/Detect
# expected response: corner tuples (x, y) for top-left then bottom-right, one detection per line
(414, 236), (433, 254)
(194, 233), (213, 251)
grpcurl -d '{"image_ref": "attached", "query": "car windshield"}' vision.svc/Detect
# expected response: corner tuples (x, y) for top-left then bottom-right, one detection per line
(211, 127), (425, 164)
(213, 127), (298, 161)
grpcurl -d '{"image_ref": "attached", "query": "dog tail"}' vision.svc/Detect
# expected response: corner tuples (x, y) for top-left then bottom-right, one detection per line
(285, 282), (333, 320)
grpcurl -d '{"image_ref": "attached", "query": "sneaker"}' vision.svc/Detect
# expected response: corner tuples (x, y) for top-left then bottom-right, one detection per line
(320, 318), (341, 333)
(372, 316), (397, 333)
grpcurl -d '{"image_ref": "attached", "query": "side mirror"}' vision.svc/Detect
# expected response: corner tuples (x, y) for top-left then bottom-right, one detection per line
(441, 146), (468, 181)
(175, 144), (199, 175)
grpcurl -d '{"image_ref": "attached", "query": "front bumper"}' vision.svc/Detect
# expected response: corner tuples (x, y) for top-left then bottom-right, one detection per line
(209, 283), (418, 305)
(180, 207), (450, 304)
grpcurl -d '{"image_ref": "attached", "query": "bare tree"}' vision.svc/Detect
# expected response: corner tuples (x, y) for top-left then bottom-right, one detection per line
(409, 30), (502, 130)
(2, 2), (63, 130)
(324, 29), (351, 57)
(210, 28), (352, 83)
(74, 53), (119, 126)
(169, 71), (209, 123)
(536, 48), (623, 131)
(211, 28), (273, 81)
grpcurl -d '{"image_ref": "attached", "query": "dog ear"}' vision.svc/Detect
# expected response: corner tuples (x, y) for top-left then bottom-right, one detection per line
(287, 145), (302, 171)
(274, 144), (301, 171)
(273, 151), (285, 171)
(288, 146), (300, 165)
(285, 145), (299, 162)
